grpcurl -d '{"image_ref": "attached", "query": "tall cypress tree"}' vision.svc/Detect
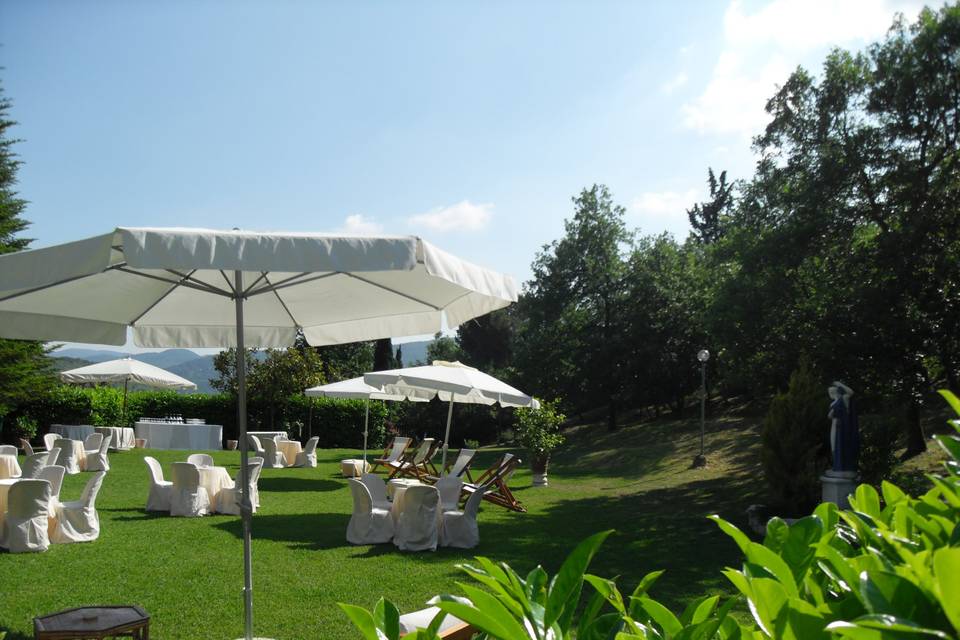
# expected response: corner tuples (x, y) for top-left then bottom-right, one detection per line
(0, 83), (53, 431)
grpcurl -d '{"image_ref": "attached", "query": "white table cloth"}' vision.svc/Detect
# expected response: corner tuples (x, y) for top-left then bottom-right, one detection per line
(0, 478), (16, 513)
(51, 439), (86, 474)
(277, 440), (302, 467)
(0, 455), (21, 480)
(135, 422), (223, 450)
(94, 426), (136, 451)
(387, 478), (424, 500)
(340, 459), (371, 477)
(248, 431), (287, 441)
(197, 466), (234, 512)
(50, 424), (96, 440)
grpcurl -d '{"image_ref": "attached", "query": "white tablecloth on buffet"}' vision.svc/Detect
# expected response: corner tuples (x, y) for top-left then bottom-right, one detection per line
(135, 422), (223, 450)
(0, 455), (21, 480)
(95, 426), (136, 451)
(50, 424), (96, 440)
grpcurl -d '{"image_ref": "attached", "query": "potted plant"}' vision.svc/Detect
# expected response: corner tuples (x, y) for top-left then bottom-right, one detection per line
(513, 399), (565, 487)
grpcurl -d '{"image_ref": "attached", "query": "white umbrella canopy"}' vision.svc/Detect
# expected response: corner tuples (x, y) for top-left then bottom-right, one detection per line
(304, 376), (428, 463)
(60, 357), (197, 390)
(364, 360), (539, 468)
(0, 227), (517, 640)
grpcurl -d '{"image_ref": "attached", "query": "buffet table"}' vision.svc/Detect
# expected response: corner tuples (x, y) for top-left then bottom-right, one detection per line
(50, 424), (96, 441)
(135, 421), (223, 450)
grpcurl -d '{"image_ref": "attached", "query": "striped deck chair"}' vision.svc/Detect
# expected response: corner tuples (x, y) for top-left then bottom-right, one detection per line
(388, 438), (442, 480)
(370, 436), (412, 473)
(423, 448), (477, 484)
(461, 452), (525, 513)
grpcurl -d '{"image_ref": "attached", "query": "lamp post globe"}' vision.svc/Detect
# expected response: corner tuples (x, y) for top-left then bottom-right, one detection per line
(698, 349), (710, 363)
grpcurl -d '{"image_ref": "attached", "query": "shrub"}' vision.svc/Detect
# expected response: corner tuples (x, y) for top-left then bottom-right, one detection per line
(513, 398), (566, 466)
(462, 439), (480, 449)
(760, 358), (830, 514)
(11, 415), (37, 441)
(857, 413), (901, 486)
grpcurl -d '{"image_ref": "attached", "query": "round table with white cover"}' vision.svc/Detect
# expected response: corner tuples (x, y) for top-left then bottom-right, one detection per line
(50, 424), (96, 441)
(50, 439), (86, 474)
(197, 466), (234, 512)
(0, 456), (21, 481)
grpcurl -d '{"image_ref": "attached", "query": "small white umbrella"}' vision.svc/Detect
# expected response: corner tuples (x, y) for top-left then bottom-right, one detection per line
(304, 377), (428, 462)
(364, 360), (538, 468)
(60, 357), (197, 419)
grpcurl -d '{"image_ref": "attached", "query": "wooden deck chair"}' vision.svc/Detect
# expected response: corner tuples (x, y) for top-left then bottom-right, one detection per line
(388, 438), (441, 480)
(370, 436), (412, 473)
(425, 448), (477, 483)
(461, 453), (525, 513)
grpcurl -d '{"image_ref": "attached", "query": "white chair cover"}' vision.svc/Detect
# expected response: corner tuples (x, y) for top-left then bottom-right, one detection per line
(83, 432), (103, 454)
(0, 479), (51, 553)
(262, 438), (286, 468)
(247, 434), (266, 457)
(46, 446), (62, 467)
(294, 436), (319, 468)
(20, 439), (35, 457)
(187, 453), (214, 468)
(394, 485), (440, 552)
(217, 457), (264, 515)
(50, 440), (80, 474)
(43, 433), (60, 451)
(0, 445), (16, 456)
(435, 475), (463, 513)
(359, 473), (392, 511)
(85, 433), (112, 472)
(346, 478), (394, 545)
(169, 462), (210, 517)
(143, 456), (172, 512)
(440, 484), (487, 549)
(21, 452), (51, 479)
(50, 471), (106, 544)
(38, 465), (66, 510)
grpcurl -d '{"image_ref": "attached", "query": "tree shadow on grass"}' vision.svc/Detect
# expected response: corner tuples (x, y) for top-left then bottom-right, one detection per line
(212, 512), (351, 550)
(258, 477), (341, 493)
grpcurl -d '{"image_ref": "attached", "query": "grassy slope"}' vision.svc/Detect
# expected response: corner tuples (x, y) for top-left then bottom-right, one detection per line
(0, 410), (767, 639)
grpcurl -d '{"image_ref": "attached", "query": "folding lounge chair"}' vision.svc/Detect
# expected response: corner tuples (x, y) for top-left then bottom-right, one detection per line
(388, 438), (442, 481)
(424, 448), (476, 483)
(370, 436), (411, 473)
(461, 453), (525, 513)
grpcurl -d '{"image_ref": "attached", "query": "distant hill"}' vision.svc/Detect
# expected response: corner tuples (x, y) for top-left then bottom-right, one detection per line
(395, 340), (431, 366)
(49, 356), (94, 373)
(167, 356), (217, 394)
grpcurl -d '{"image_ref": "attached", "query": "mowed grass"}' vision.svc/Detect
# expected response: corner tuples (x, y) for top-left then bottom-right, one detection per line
(0, 412), (763, 639)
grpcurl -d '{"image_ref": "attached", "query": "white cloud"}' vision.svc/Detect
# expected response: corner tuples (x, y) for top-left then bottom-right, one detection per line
(683, 0), (923, 137)
(338, 214), (383, 234)
(630, 189), (699, 218)
(408, 200), (493, 233)
(661, 72), (689, 95)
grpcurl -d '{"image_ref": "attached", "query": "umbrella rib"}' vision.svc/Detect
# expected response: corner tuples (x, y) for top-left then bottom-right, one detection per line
(129, 269), (197, 324)
(242, 272), (270, 296)
(164, 269), (235, 297)
(261, 273), (301, 329)
(112, 267), (234, 298)
(218, 270), (238, 297)
(246, 272), (337, 297)
(345, 273), (442, 310)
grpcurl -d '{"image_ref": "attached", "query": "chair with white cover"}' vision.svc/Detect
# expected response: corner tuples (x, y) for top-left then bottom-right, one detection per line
(294, 436), (319, 468)
(261, 438), (286, 469)
(43, 433), (60, 451)
(394, 484), (440, 552)
(187, 453), (214, 468)
(50, 439), (80, 474)
(143, 456), (172, 512)
(50, 471), (106, 544)
(83, 432), (103, 455)
(359, 473), (392, 511)
(440, 483), (488, 549)
(19, 438), (34, 457)
(169, 462), (210, 517)
(21, 452), (50, 479)
(0, 479), (51, 553)
(37, 465), (66, 511)
(346, 478), (394, 545)
(217, 457), (264, 515)
(247, 434), (266, 458)
(0, 445), (17, 456)
(85, 433), (112, 472)
(435, 475), (463, 513)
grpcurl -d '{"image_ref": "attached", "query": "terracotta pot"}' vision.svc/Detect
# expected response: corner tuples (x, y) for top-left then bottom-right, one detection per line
(226, 439), (238, 451)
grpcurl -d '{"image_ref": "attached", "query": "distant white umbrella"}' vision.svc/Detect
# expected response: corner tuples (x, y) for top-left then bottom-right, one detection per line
(304, 377), (428, 462)
(60, 357), (196, 418)
(0, 227), (517, 640)
(364, 360), (538, 468)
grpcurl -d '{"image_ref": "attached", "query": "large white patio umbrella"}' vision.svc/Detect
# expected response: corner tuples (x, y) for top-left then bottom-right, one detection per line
(304, 377), (428, 463)
(364, 360), (538, 469)
(60, 357), (197, 418)
(0, 227), (516, 640)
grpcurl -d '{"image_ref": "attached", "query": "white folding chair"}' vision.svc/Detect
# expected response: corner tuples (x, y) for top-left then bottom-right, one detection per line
(0, 479), (51, 553)
(187, 453), (214, 468)
(262, 438), (286, 468)
(359, 473), (392, 511)
(435, 475), (463, 513)
(346, 478), (394, 545)
(19, 438), (35, 457)
(394, 484), (440, 552)
(50, 471), (107, 544)
(440, 483), (488, 549)
(86, 433), (112, 472)
(37, 465), (66, 511)
(0, 445), (17, 456)
(21, 452), (51, 479)
(169, 462), (210, 517)
(143, 456), (172, 512)
(83, 433), (103, 455)
(294, 436), (319, 468)
(43, 433), (61, 451)
(217, 457), (264, 515)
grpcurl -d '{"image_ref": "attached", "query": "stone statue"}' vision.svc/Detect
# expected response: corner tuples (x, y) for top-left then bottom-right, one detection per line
(827, 381), (859, 474)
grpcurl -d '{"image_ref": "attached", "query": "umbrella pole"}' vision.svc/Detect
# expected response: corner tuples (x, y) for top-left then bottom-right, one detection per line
(441, 397), (454, 471)
(234, 271), (255, 640)
(122, 378), (128, 426)
(363, 399), (369, 464)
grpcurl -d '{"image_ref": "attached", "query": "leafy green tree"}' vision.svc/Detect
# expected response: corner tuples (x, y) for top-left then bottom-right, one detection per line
(686, 168), (733, 245)
(248, 341), (325, 429)
(315, 341), (374, 381)
(210, 347), (259, 397)
(425, 332), (461, 363)
(456, 307), (515, 373)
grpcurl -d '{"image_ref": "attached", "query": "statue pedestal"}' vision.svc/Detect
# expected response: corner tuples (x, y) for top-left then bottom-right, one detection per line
(821, 470), (858, 509)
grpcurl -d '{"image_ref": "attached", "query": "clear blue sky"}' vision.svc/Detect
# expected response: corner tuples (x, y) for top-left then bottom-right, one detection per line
(0, 0), (924, 350)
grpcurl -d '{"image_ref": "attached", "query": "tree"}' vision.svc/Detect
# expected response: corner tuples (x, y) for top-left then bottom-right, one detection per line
(426, 332), (462, 363)
(210, 348), (260, 397)
(373, 338), (394, 371)
(686, 168), (734, 245)
(315, 341), (374, 381)
(456, 308), (515, 373)
(248, 343), (325, 429)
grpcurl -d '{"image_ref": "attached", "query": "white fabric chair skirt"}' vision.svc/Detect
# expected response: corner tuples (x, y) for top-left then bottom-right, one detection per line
(169, 463), (210, 517)
(50, 471), (106, 544)
(439, 487), (486, 549)
(0, 479), (52, 553)
(50, 440), (85, 474)
(393, 485), (440, 552)
(346, 479), (394, 545)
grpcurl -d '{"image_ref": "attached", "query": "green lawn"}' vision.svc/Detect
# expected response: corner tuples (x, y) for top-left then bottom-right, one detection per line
(0, 413), (763, 639)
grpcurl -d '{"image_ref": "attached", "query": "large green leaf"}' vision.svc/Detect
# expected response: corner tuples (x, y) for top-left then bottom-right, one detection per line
(851, 485), (883, 520)
(430, 591), (530, 640)
(709, 515), (751, 554)
(373, 598), (401, 640)
(832, 614), (953, 638)
(772, 597), (828, 640)
(338, 602), (390, 640)
(585, 574), (626, 614)
(638, 596), (682, 637)
(859, 570), (943, 626)
(933, 547), (960, 632)
(937, 390), (960, 418)
(544, 529), (613, 630)
(743, 541), (799, 597)
(743, 577), (788, 637)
